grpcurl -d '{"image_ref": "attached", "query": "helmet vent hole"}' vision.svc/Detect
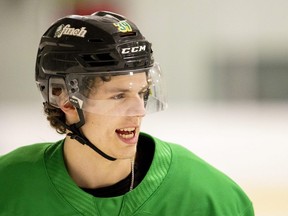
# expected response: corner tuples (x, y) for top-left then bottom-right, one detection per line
(40, 85), (45, 91)
(119, 32), (137, 38)
(80, 54), (117, 67)
(96, 53), (114, 61)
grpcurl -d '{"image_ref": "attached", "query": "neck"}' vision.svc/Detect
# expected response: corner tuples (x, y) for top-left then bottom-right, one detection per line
(63, 137), (134, 189)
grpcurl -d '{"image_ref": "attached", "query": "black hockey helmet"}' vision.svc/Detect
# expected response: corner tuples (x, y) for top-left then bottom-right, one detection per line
(35, 11), (166, 116)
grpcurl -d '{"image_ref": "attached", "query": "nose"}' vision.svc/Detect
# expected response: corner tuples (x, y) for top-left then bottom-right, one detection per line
(126, 97), (146, 117)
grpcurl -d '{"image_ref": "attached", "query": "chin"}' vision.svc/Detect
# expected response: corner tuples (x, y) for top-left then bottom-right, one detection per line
(117, 146), (137, 160)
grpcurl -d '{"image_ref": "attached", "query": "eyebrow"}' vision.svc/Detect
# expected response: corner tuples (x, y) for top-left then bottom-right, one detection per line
(106, 84), (150, 94)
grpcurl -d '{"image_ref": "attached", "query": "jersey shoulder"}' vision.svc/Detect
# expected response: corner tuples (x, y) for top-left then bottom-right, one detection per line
(165, 141), (244, 191)
(0, 143), (55, 183)
(0, 143), (52, 167)
(151, 138), (254, 215)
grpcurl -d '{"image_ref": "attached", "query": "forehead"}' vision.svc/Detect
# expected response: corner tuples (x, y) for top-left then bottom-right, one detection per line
(95, 72), (148, 91)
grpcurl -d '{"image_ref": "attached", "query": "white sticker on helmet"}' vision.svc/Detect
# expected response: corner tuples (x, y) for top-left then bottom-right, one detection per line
(54, 24), (87, 38)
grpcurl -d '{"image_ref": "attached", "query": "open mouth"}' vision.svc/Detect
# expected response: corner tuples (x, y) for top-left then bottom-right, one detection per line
(115, 127), (136, 139)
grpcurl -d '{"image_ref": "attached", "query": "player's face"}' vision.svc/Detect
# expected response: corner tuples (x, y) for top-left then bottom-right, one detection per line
(80, 72), (148, 159)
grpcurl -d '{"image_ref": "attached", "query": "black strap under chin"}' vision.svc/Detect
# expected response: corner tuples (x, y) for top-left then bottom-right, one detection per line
(67, 124), (117, 161)
(57, 107), (117, 161)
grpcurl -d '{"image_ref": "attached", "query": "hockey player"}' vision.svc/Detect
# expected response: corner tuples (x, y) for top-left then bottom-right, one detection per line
(0, 11), (254, 215)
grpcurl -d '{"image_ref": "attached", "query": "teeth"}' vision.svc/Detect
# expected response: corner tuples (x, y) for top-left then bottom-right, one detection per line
(119, 133), (134, 139)
(116, 127), (136, 139)
(118, 128), (135, 132)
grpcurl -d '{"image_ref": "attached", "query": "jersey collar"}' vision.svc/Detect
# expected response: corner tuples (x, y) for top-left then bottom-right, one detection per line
(44, 133), (172, 215)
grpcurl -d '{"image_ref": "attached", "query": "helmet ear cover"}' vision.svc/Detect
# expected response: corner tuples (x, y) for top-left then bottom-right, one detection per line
(48, 77), (68, 108)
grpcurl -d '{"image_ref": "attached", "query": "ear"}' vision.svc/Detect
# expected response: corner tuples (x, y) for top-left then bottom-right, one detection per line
(60, 101), (79, 124)
(61, 101), (75, 112)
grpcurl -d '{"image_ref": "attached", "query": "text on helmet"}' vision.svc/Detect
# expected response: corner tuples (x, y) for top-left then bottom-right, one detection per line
(54, 24), (87, 38)
(121, 45), (146, 54)
(113, 21), (132, 33)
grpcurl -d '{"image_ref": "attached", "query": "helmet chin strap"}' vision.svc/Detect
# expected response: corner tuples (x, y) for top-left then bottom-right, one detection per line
(58, 102), (117, 161)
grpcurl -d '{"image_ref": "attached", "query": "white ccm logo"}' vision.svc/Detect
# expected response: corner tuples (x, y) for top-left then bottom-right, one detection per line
(121, 45), (146, 54)
(54, 24), (87, 38)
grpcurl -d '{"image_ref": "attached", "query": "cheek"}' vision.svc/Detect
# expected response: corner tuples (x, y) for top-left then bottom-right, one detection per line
(81, 119), (110, 145)
(84, 114), (116, 133)
(82, 114), (100, 133)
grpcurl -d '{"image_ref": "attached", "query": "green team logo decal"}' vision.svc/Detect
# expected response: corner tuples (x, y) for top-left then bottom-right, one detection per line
(113, 21), (132, 32)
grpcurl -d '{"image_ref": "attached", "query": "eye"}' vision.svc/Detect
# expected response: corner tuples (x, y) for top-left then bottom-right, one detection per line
(139, 88), (150, 100)
(111, 93), (125, 100)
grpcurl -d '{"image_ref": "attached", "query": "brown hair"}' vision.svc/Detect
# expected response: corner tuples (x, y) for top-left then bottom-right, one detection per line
(44, 76), (111, 134)
(43, 102), (67, 134)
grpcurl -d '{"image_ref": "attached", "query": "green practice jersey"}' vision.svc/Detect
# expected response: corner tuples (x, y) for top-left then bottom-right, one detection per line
(0, 133), (254, 216)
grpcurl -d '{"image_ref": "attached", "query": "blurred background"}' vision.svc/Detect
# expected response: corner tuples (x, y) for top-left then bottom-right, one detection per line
(0, 0), (288, 215)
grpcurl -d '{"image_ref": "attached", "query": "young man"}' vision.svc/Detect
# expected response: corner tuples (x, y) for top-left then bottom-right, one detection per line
(0, 11), (254, 215)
